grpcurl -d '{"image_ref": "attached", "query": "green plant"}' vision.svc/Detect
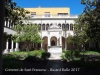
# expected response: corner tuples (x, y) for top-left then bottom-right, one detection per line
(62, 49), (66, 53)
(63, 50), (80, 61)
(41, 52), (50, 60)
(61, 54), (67, 60)
(3, 54), (23, 70)
(29, 50), (42, 58)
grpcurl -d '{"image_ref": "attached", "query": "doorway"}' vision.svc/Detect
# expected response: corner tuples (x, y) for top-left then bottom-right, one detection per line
(51, 40), (55, 46)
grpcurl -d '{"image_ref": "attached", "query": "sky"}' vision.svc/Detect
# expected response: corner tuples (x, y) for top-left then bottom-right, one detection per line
(15, 0), (85, 15)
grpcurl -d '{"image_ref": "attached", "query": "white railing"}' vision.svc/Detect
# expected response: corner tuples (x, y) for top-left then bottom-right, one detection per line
(48, 46), (62, 53)
(30, 14), (78, 18)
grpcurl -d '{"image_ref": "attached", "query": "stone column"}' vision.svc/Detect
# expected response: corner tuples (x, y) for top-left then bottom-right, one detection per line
(5, 20), (6, 27)
(59, 31), (62, 46)
(15, 42), (19, 51)
(10, 40), (14, 52)
(48, 31), (50, 46)
(57, 38), (59, 46)
(4, 39), (9, 53)
(41, 20), (43, 50)
(7, 19), (9, 28)
(61, 24), (62, 29)
(10, 20), (12, 28)
(69, 23), (70, 30)
(45, 24), (46, 31)
(73, 24), (74, 30)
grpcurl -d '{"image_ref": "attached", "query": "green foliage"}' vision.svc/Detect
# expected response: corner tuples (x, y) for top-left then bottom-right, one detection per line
(41, 52), (50, 60)
(68, 14), (90, 47)
(25, 50), (50, 61)
(80, 50), (100, 55)
(5, 0), (30, 25)
(81, 0), (100, 42)
(13, 24), (42, 43)
(3, 54), (22, 69)
(61, 54), (67, 60)
(61, 50), (80, 61)
(10, 51), (28, 59)
(69, 0), (100, 47)
(29, 50), (42, 58)
(62, 49), (66, 53)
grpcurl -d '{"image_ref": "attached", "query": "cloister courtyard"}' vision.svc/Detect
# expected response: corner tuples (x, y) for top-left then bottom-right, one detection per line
(1, 0), (100, 75)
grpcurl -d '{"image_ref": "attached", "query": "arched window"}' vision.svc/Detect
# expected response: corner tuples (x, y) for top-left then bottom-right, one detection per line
(50, 23), (52, 26)
(70, 24), (73, 30)
(62, 24), (65, 29)
(38, 24), (41, 30)
(58, 23), (61, 27)
(46, 24), (49, 30)
(66, 24), (69, 30)
(42, 24), (45, 30)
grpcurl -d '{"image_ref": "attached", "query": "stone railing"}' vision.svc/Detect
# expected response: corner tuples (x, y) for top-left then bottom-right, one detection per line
(48, 46), (62, 53)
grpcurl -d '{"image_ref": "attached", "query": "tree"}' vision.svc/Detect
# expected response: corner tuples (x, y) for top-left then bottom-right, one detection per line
(68, 0), (100, 50)
(81, 0), (100, 42)
(12, 24), (43, 51)
(5, 0), (30, 25)
(68, 14), (89, 50)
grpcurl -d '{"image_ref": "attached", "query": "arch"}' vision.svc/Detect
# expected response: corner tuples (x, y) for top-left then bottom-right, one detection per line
(58, 23), (61, 27)
(42, 36), (48, 50)
(42, 24), (45, 30)
(33, 23), (37, 25)
(66, 23), (69, 30)
(51, 40), (55, 46)
(50, 36), (57, 46)
(70, 23), (73, 30)
(46, 24), (49, 30)
(38, 24), (41, 30)
(50, 23), (53, 26)
(62, 23), (65, 29)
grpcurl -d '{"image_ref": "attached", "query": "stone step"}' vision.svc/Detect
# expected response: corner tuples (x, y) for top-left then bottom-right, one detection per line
(49, 53), (63, 60)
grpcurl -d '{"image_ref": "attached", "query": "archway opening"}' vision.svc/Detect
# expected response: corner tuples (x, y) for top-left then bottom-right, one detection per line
(42, 36), (48, 50)
(50, 36), (57, 46)
(51, 40), (55, 46)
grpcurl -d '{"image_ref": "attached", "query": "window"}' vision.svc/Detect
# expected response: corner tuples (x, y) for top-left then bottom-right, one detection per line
(70, 24), (73, 30)
(62, 24), (65, 29)
(31, 12), (36, 17)
(44, 12), (50, 17)
(58, 13), (68, 16)
(65, 24), (69, 30)
(46, 24), (49, 30)
(42, 24), (45, 30)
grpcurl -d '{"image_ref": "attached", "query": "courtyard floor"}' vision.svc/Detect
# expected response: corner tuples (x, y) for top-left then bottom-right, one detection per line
(3, 52), (100, 75)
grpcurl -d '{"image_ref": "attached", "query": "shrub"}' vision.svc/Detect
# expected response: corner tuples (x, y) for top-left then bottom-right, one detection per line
(41, 52), (50, 60)
(29, 50), (45, 58)
(3, 54), (22, 70)
(61, 54), (67, 60)
(62, 50), (80, 61)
